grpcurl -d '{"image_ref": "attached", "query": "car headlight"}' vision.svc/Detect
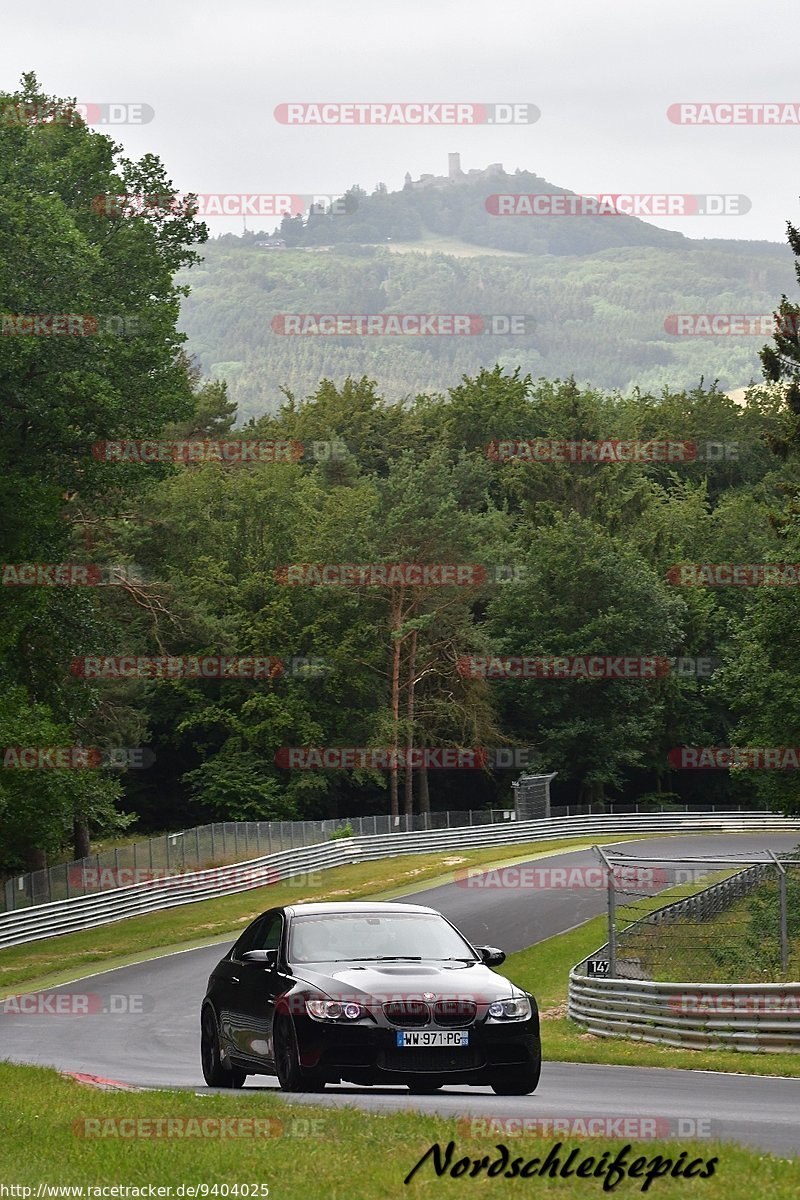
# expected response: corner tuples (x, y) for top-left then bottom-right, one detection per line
(488, 996), (531, 1021)
(305, 999), (365, 1021)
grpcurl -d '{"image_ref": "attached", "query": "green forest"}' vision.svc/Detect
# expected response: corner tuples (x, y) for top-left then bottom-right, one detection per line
(3, 76), (800, 875)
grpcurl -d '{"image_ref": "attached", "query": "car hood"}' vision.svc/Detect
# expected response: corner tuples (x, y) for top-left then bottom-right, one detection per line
(289, 960), (519, 1005)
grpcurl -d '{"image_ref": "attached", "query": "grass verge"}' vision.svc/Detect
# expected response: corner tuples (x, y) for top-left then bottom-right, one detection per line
(501, 917), (800, 1077)
(0, 1061), (796, 1197)
(631, 876), (800, 983)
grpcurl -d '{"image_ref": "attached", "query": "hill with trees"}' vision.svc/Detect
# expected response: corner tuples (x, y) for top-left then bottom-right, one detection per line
(179, 163), (794, 417)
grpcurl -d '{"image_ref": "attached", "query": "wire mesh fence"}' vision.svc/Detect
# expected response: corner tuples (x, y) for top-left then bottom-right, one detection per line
(0, 800), (776, 914)
(587, 846), (800, 984)
(1, 808), (519, 912)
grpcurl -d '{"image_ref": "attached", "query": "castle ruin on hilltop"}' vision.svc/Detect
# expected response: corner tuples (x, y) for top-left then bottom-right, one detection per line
(403, 153), (506, 190)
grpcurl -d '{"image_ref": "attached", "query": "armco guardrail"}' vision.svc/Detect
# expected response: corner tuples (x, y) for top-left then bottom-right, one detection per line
(1, 811), (798, 951)
(568, 976), (800, 1052)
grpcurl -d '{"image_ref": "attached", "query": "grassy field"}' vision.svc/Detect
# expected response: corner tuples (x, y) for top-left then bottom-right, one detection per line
(0, 1060), (797, 1198)
(384, 234), (530, 258)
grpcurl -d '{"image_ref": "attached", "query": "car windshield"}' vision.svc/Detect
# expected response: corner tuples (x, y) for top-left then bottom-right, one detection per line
(288, 912), (478, 964)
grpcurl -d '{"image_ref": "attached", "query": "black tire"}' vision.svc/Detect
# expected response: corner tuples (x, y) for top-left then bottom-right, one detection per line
(201, 1006), (246, 1089)
(273, 1016), (326, 1093)
(406, 1078), (444, 1094)
(489, 1040), (542, 1096)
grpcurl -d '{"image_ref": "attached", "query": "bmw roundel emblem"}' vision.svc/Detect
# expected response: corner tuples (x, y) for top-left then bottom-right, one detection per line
(422, 992), (436, 1001)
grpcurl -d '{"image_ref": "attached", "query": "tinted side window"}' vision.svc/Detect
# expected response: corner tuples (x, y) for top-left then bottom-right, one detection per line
(254, 912), (283, 952)
(231, 916), (266, 960)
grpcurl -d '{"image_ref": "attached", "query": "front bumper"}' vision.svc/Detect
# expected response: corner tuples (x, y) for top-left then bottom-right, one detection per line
(292, 1008), (540, 1083)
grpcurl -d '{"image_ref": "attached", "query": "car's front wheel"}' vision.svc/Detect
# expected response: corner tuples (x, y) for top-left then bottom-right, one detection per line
(489, 1040), (541, 1096)
(201, 1007), (247, 1089)
(273, 1017), (326, 1093)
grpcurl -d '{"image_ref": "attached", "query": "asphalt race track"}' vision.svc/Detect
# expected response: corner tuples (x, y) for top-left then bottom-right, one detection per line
(3, 833), (800, 1156)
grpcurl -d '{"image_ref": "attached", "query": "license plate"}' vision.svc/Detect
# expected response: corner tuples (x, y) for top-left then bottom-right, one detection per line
(396, 1030), (469, 1047)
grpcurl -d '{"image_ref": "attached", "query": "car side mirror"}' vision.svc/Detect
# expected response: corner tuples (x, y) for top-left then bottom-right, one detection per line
(476, 946), (506, 967)
(242, 949), (278, 967)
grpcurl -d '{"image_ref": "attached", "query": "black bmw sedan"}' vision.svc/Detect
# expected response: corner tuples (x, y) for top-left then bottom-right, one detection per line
(201, 900), (540, 1095)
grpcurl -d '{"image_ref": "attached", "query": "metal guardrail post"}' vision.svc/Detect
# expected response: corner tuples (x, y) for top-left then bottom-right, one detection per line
(594, 844), (617, 976)
(767, 849), (789, 975)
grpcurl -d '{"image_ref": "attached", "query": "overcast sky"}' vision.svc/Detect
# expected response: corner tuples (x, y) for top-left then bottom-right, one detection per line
(3, 0), (798, 242)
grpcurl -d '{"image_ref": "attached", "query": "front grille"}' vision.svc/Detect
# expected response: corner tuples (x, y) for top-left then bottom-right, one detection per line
(383, 1001), (430, 1027)
(433, 1000), (477, 1026)
(379, 1047), (485, 1073)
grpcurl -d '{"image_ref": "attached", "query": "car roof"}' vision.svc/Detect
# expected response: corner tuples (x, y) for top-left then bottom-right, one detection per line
(283, 901), (437, 916)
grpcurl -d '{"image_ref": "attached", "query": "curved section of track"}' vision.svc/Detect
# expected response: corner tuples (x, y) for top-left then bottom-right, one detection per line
(3, 834), (799, 1155)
